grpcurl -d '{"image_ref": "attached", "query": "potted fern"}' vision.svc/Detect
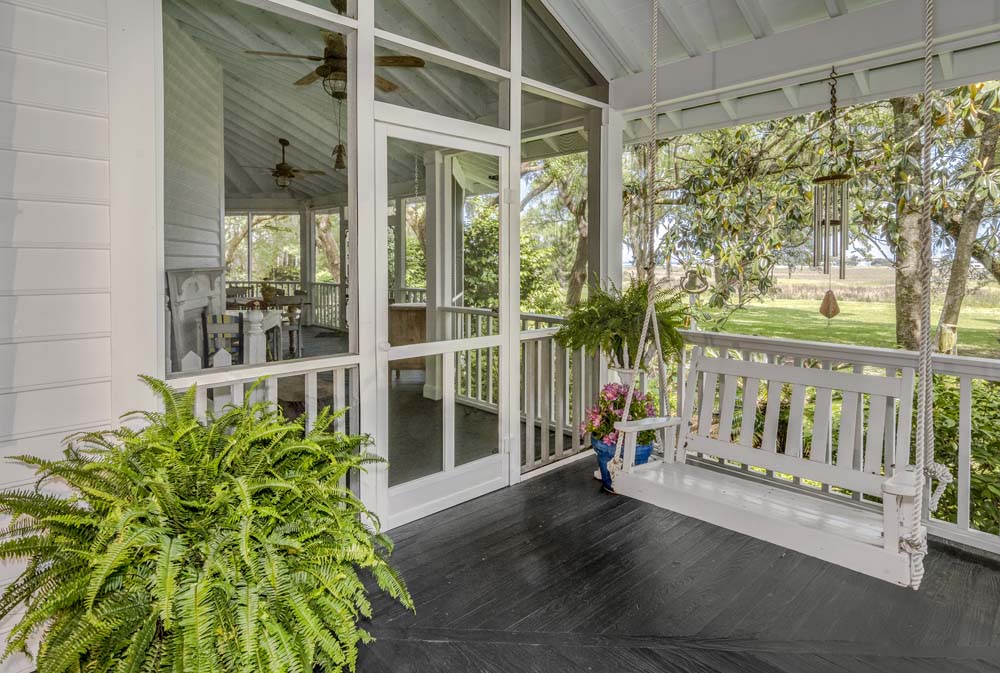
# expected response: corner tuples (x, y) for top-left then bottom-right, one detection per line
(554, 279), (687, 383)
(0, 376), (411, 673)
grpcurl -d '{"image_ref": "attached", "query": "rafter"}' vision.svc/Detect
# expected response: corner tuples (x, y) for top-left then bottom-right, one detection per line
(657, 0), (706, 58)
(735, 0), (774, 39)
(823, 0), (848, 18)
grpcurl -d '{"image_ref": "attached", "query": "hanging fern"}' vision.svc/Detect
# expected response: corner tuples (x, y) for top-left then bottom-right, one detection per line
(555, 279), (687, 370)
(0, 376), (412, 673)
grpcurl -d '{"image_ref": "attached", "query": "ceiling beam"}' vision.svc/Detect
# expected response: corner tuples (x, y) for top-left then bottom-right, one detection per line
(781, 84), (799, 107)
(632, 39), (1000, 140)
(853, 69), (871, 95)
(735, 0), (774, 39)
(612, 0), (1000, 116)
(657, 0), (707, 58)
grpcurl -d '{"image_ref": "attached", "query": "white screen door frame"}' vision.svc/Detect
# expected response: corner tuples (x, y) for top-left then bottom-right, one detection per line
(374, 119), (517, 529)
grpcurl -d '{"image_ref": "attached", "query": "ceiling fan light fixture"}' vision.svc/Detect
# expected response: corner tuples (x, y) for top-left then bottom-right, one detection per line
(322, 72), (348, 99)
(275, 174), (290, 189)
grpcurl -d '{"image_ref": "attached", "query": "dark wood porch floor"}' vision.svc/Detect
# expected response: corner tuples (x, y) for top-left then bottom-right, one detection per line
(359, 460), (1000, 673)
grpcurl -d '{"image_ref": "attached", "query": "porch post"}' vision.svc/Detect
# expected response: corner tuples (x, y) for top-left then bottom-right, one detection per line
(423, 150), (447, 400)
(390, 197), (405, 302)
(299, 201), (313, 326)
(338, 206), (348, 330)
(505, 0), (523, 484)
(352, 0), (379, 513)
(585, 107), (608, 402)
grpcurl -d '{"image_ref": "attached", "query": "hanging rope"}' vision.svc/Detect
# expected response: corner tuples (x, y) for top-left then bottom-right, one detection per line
(608, 0), (661, 480)
(900, 0), (953, 590)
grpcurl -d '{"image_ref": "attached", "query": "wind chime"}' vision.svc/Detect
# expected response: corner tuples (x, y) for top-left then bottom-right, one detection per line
(812, 66), (852, 319)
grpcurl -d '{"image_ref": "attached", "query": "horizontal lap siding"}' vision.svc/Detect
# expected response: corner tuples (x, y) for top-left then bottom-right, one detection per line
(163, 14), (223, 271)
(0, 1), (111, 669)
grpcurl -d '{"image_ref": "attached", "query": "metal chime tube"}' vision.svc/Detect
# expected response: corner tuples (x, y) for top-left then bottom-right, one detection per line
(839, 180), (849, 279)
(822, 187), (831, 275)
(813, 188), (821, 267)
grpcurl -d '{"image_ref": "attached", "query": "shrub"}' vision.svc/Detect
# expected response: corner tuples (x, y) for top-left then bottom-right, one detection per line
(0, 377), (411, 673)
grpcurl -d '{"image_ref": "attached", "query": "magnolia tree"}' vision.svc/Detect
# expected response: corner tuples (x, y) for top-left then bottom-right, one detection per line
(627, 81), (1000, 348)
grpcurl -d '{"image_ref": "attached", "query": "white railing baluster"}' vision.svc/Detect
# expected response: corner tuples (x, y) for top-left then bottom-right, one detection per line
(540, 338), (552, 464)
(524, 340), (537, 470)
(958, 375), (972, 530)
(305, 371), (318, 433)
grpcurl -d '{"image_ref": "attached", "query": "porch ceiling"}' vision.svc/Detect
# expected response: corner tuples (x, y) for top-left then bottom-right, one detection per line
(164, 0), (598, 205)
(545, 0), (1000, 137)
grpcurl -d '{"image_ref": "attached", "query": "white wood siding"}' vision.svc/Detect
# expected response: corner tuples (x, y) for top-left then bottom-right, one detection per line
(163, 14), (224, 270)
(0, 1), (111, 669)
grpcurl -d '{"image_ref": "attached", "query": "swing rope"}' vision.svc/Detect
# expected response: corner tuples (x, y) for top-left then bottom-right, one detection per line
(901, 0), (954, 589)
(607, 0), (663, 480)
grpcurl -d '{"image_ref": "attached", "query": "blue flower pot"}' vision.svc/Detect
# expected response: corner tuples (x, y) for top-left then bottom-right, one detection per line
(591, 438), (653, 489)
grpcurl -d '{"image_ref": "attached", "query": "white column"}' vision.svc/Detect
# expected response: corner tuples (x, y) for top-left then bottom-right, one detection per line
(505, 0), (523, 484)
(338, 206), (349, 330)
(353, 1), (380, 515)
(390, 197), (405, 302)
(299, 201), (313, 326)
(422, 150), (446, 400)
(108, 0), (162, 416)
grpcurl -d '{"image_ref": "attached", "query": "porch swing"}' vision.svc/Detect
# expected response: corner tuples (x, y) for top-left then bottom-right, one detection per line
(607, 0), (951, 588)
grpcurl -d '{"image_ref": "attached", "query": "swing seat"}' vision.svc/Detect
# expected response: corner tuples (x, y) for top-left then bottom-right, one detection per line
(612, 350), (925, 588)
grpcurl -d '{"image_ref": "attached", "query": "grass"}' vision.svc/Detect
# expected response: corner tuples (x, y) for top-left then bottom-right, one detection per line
(716, 299), (1000, 358)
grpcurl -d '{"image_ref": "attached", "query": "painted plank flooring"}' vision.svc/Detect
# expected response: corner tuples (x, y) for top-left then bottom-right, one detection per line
(358, 460), (1000, 672)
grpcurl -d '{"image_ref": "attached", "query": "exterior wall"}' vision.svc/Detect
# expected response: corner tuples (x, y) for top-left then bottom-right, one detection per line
(0, 0), (112, 669)
(162, 13), (223, 270)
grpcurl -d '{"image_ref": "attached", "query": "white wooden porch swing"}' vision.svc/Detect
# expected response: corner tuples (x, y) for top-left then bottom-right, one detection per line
(606, 0), (952, 589)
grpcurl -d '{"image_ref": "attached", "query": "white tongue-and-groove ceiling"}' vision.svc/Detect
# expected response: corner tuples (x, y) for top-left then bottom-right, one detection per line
(164, 0), (600, 202)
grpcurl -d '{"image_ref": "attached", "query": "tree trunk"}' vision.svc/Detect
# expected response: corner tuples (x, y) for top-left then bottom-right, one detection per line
(939, 110), (1000, 327)
(565, 202), (589, 307)
(315, 218), (341, 282)
(891, 97), (923, 351)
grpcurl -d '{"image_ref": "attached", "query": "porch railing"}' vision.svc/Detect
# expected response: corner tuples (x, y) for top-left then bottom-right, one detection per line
(676, 330), (1000, 556)
(170, 356), (360, 437)
(442, 307), (592, 473)
(390, 287), (427, 304)
(225, 281), (346, 331)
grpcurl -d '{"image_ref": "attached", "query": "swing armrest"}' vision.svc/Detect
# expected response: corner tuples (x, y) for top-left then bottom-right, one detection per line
(614, 416), (683, 433)
(882, 468), (920, 498)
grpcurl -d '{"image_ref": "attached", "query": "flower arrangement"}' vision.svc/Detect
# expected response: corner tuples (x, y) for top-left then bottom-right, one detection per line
(582, 382), (658, 447)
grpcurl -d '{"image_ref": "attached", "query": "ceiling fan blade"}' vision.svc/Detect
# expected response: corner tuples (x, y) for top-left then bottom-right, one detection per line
(294, 70), (322, 86)
(321, 30), (347, 57)
(374, 75), (399, 93)
(293, 169), (327, 176)
(375, 55), (425, 68)
(245, 50), (323, 61)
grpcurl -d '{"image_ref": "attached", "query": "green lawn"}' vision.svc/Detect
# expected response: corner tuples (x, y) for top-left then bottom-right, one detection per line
(716, 299), (1000, 359)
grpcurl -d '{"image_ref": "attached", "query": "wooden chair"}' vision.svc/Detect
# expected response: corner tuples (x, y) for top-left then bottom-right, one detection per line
(275, 294), (307, 358)
(612, 350), (922, 587)
(201, 313), (244, 368)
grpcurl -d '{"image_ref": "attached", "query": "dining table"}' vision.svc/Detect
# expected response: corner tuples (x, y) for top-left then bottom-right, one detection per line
(224, 308), (284, 364)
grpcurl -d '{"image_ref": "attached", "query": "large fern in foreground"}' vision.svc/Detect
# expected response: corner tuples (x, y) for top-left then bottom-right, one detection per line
(0, 376), (412, 673)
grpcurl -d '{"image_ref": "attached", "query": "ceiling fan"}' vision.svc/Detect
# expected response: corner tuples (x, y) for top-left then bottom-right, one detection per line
(252, 138), (325, 189)
(244, 30), (424, 99)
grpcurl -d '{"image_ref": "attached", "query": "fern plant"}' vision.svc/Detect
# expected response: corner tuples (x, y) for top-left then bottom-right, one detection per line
(0, 376), (412, 673)
(555, 279), (687, 370)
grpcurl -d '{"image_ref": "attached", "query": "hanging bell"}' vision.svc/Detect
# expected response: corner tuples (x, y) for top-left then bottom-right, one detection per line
(819, 289), (840, 319)
(679, 268), (709, 294)
(333, 144), (347, 171)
